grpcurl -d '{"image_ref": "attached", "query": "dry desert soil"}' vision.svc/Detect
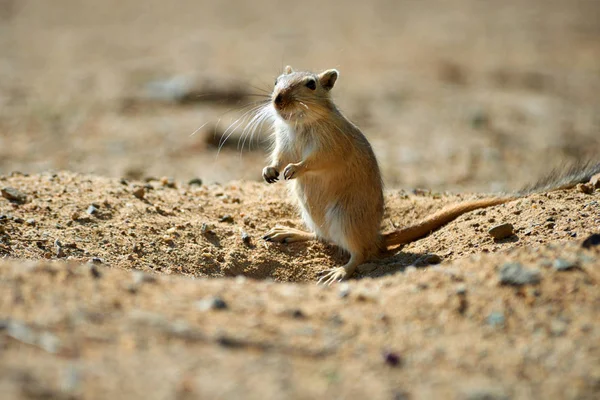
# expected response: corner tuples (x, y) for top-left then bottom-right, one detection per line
(1, 1), (600, 399)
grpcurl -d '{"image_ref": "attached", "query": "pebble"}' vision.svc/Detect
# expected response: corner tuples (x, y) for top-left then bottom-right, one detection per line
(498, 262), (541, 286)
(1, 187), (27, 203)
(132, 187), (145, 200)
(26, 219), (36, 226)
(577, 183), (593, 194)
(188, 178), (203, 186)
(86, 205), (98, 215)
(160, 176), (176, 188)
(552, 258), (579, 271)
(382, 350), (402, 367)
(54, 239), (65, 258)
(196, 296), (228, 311)
(488, 223), (514, 240)
(581, 233), (600, 249)
(219, 215), (234, 223)
(241, 231), (251, 245)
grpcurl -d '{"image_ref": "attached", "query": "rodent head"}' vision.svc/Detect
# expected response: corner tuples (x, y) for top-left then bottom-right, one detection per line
(271, 66), (339, 124)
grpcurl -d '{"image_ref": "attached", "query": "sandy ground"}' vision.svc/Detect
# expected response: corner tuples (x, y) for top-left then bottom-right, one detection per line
(1, 0), (600, 399)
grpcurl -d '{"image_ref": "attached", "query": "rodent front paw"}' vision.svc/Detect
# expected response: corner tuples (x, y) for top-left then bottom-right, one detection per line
(283, 164), (299, 180)
(262, 166), (279, 184)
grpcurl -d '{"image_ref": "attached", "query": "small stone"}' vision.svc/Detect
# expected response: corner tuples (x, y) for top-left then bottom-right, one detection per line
(201, 223), (215, 235)
(132, 187), (145, 200)
(1, 187), (27, 203)
(160, 176), (176, 188)
(26, 219), (36, 226)
(219, 215), (234, 223)
(188, 178), (203, 186)
(54, 239), (65, 258)
(89, 257), (104, 264)
(241, 231), (251, 245)
(552, 258), (579, 271)
(196, 296), (228, 311)
(162, 236), (175, 246)
(488, 223), (514, 240)
(577, 183), (593, 194)
(582, 233), (600, 249)
(86, 205), (98, 215)
(486, 311), (505, 328)
(498, 262), (541, 286)
(382, 350), (402, 367)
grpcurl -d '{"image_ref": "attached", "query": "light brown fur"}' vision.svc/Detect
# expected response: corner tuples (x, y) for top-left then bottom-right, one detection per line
(260, 66), (600, 284)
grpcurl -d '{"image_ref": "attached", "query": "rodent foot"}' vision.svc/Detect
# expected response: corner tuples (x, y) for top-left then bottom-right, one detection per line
(317, 267), (347, 285)
(262, 166), (279, 184)
(263, 226), (315, 243)
(283, 163), (300, 180)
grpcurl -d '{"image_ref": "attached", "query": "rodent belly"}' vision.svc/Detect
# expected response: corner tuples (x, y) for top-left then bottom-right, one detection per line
(290, 177), (340, 242)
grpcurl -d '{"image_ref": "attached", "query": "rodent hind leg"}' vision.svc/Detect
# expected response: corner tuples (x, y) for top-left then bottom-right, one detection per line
(263, 226), (316, 244)
(318, 253), (365, 286)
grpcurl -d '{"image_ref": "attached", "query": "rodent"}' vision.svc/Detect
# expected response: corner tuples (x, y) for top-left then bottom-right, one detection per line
(260, 66), (600, 284)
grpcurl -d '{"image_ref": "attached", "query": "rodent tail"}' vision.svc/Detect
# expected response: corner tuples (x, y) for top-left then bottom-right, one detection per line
(384, 160), (600, 250)
(383, 197), (513, 249)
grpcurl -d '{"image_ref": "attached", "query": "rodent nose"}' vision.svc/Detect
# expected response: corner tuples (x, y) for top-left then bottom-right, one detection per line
(274, 93), (283, 106)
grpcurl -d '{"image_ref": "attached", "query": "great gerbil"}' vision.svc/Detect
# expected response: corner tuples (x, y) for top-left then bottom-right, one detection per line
(259, 65), (600, 284)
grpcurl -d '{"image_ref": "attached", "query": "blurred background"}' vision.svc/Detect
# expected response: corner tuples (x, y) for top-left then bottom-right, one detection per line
(1, 0), (599, 192)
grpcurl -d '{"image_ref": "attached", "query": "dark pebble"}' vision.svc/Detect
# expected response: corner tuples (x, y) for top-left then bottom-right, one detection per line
(241, 231), (251, 245)
(188, 178), (203, 186)
(132, 187), (145, 200)
(197, 296), (228, 311)
(219, 215), (234, 223)
(488, 223), (514, 240)
(382, 350), (402, 367)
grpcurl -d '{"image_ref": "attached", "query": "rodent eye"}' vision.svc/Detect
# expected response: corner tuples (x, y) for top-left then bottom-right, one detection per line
(305, 79), (316, 90)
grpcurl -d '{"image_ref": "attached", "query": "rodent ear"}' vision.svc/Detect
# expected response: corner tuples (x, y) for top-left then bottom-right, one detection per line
(318, 69), (339, 91)
(284, 65), (294, 75)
